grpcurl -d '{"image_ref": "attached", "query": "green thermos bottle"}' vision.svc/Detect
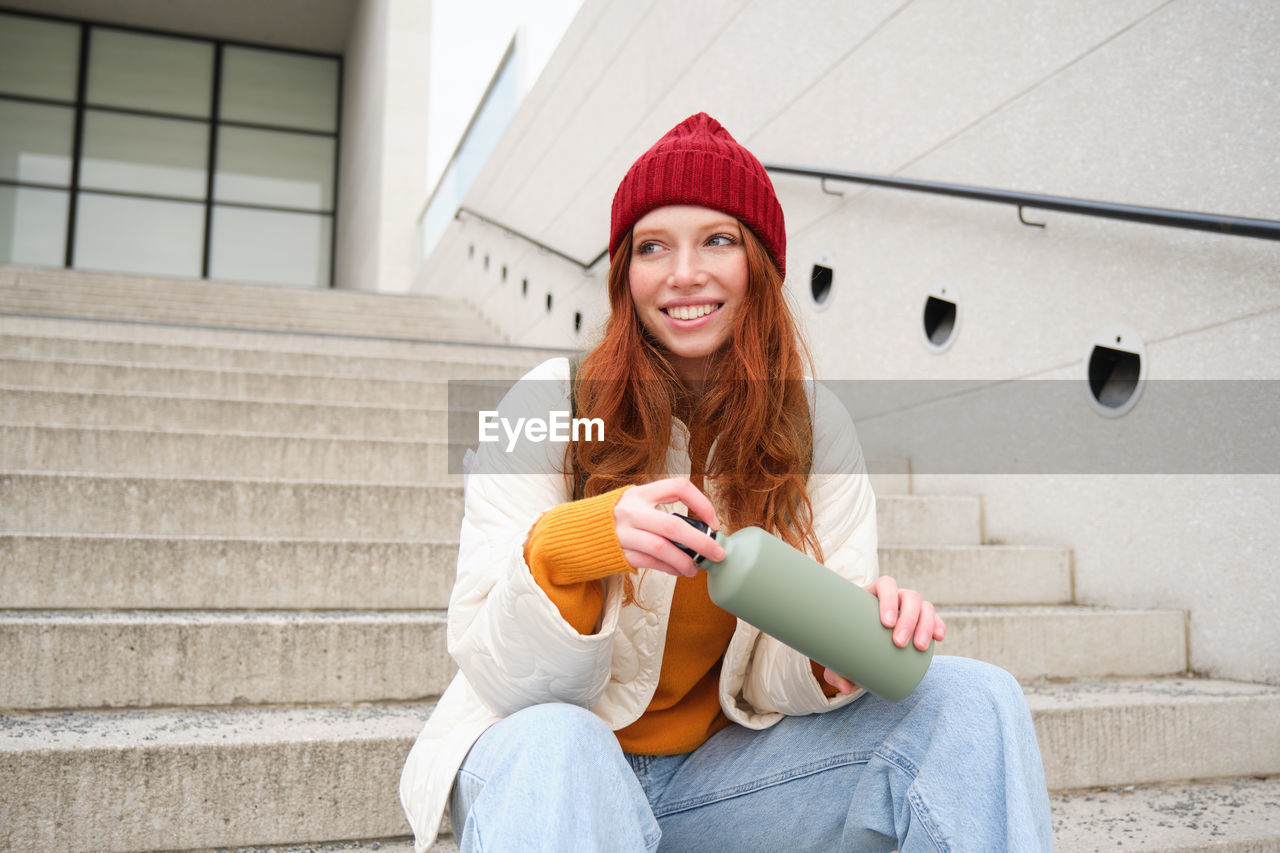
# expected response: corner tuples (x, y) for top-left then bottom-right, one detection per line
(674, 515), (933, 702)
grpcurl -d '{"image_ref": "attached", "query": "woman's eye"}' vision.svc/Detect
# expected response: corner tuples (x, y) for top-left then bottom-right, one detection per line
(707, 234), (737, 247)
(635, 241), (659, 255)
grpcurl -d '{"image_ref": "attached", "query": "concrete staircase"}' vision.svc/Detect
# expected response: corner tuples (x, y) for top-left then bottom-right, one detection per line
(1, 266), (1277, 852)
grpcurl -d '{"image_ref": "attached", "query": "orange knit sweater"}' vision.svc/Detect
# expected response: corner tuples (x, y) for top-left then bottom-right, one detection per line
(523, 487), (835, 755)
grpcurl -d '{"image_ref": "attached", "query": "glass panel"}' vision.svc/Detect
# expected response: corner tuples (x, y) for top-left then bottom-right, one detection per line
(214, 126), (333, 211)
(0, 185), (68, 266)
(0, 13), (79, 101)
(0, 100), (75, 185)
(73, 194), (204, 278)
(86, 28), (213, 118)
(209, 206), (331, 287)
(220, 46), (338, 132)
(80, 110), (209, 199)
(419, 44), (519, 259)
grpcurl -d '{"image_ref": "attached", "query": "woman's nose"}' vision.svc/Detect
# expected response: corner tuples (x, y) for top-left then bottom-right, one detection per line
(668, 246), (708, 287)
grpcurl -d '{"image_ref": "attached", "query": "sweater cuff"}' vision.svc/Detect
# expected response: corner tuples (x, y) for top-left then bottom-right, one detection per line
(525, 487), (635, 585)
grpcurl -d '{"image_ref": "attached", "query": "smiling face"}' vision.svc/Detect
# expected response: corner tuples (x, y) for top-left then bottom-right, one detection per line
(628, 205), (749, 384)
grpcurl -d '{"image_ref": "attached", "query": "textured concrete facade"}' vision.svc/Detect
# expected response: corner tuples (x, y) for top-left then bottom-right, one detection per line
(416, 0), (1280, 683)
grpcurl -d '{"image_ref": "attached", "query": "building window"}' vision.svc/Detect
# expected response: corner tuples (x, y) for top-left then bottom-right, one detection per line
(0, 10), (341, 287)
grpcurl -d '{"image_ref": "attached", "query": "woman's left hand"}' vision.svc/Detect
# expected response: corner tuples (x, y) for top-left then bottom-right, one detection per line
(822, 575), (945, 695)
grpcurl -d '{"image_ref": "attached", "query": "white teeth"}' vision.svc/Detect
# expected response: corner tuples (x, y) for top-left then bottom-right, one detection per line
(668, 304), (716, 320)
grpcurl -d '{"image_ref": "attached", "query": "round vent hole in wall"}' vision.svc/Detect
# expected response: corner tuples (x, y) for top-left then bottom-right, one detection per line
(921, 283), (959, 353)
(1084, 324), (1146, 417)
(923, 296), (956, 348)
(811, 264), (833, 306)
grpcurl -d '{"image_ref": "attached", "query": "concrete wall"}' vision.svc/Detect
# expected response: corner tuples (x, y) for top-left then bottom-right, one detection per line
(335, 0), (430, 292)
(414, 0), (1279, 684)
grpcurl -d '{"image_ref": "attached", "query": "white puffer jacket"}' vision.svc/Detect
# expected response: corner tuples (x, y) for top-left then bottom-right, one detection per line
(399, 357), (879, 850)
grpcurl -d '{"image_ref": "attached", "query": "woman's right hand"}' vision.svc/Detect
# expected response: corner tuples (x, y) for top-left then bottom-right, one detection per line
(613, 478), (725, 577)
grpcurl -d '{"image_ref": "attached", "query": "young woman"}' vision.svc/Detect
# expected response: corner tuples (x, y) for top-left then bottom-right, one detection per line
(400, 113), (1053, 851)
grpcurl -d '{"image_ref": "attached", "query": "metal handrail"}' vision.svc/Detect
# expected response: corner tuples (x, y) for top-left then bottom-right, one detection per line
(764, 163), (1280, 241)
(456, 207), (609, 272)
(453, 166), (1280, 270)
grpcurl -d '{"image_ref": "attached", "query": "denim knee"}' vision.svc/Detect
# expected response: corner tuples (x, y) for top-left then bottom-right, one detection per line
(477, 702), (622, 773)
(914, 656), (1027, 717)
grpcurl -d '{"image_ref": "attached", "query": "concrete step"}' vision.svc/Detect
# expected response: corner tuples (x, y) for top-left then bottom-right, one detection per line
(0, 532), (1066, 611)
(0, 607), (1182, 710)
(938, 606), (1186, 680)
(0, 355), (464, 406)
(0, 268), (504, 340)
(212, 776), (1280, 853)
(1026, 676), (1280, 790)
(876, 494), (980, 545)
(0, 424), (453, 481)
(0, 473), (957, 541)
(1, 386), (446, 439)
(179, 839), (420, 853)
(0, 314), (570, 364)
(0, 283), (485, 322)
(5, 680), (1279, 851)
(881, 544), (1073, 605)
(0, 702), (429, 851)
(2, 473), (465, 539)
(0, 293), (500, 341)
(0, 534), (457, 609)
(2, 265), (466, 315)
(1051, 775), (1280, 852)
(0, 331), (547, 379)
(0, 610), (452, 709)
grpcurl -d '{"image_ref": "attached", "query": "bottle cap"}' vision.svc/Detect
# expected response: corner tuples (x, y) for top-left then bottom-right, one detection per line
(670, 513), (715, 565)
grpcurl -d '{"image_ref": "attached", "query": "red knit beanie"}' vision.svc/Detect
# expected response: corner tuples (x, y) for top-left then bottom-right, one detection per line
(609, 113), (786, 278)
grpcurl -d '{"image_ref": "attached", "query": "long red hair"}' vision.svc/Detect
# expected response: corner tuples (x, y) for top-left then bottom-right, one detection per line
(566, 223), (822, 564)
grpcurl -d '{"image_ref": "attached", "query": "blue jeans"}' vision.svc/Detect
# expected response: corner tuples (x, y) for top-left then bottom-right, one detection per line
(449, 656), (1052, 851)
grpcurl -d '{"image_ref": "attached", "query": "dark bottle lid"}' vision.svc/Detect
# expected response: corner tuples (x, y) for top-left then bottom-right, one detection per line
(671, 513), (714, 565)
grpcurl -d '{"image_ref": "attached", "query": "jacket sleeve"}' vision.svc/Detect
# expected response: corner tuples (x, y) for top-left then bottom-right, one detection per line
(446, 357), (628, 717)
(739, 380), (880, 717)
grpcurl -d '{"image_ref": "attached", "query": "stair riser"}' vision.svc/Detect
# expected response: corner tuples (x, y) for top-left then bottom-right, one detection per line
(1034, 696), (1280, 790)
(0, 316), (568, 363)
(939, 609), (1186, 679)
(0, 288), (481, 321)
(876, 496), (980, 545)
(2, 537), (1068, 611)
(0, 613), (452, 708)
(3, 694), (1277, 851)
(1, 388), (445, 439)
(2, 475), (952, 542)
(0, 281), (489, 322)
(0, 425), (455, 482)
(0, 610), (1183, 710)
(1, 536), (457, 609)
(0, 334), (540, 379)
(0, 724), (419, 852)
(1, 476), (464, 539)
(1, 357), (464, 406)
(881, 546), (1073, 605)
(0, 296), (498, 339)
(5, 269), (460, 311)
